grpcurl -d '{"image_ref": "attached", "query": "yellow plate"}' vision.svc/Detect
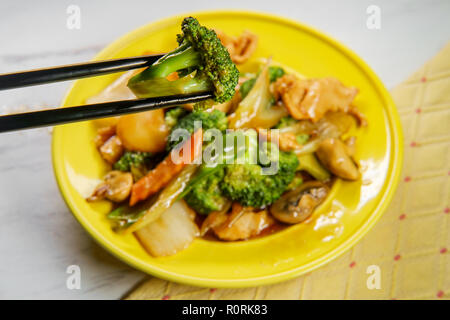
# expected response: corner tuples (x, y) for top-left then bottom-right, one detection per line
(52, 10), (403, 288)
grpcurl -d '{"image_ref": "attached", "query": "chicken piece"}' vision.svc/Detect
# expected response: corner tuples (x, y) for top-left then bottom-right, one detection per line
(274, 75), (362, 124)
(99, 135), (124, 164)
(279, 132), (303, 151)
(87, 171), (133, 202)
(216, 30), (258, 64)
(257, 128), (302, 152)
(347, 106), (367, 127)
(94, 125), (116, 148)
(315, 138), (360, 180)
(209, 203), (275, 241)
(200, 210), (229, 236)
(273, 74), (307, 118)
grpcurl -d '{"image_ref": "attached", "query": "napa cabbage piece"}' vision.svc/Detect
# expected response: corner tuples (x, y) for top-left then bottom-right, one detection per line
(228, 61), (287, 129)
(122, 164), (199, 234)
(135, 201), (199, 257)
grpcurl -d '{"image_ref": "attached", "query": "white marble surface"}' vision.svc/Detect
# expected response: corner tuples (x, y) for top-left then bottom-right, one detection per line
(0, 0), (448, 299)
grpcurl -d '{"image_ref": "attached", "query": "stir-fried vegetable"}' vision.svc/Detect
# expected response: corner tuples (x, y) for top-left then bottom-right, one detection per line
(164, 107), (189, 130)
(297, 153), (330, 181)
(166, 109), (227, 151)
(114, 151), (153, 172)
(107, 197), (154, 230)
(135, 201), (199, 256)
(124, 164), (199, 234)
(273, 116), (297, 129)
(268, 66), (286, 82)
(129, 129), (203, 206)
(113, 151), (163, 181)
(85, 20), (369, 257)
(229, 62), (288, 129)
(221, 143), (299, 207)
(128, 17), (239, 105)
(184, 166), (228, 215)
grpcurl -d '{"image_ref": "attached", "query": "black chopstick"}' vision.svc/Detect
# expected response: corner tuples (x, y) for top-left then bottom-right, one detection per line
(0, 92), (214, 133)
(0, 54), (164, 90)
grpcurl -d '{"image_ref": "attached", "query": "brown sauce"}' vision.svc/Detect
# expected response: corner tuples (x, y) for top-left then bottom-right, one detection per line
(194, 176), (334, 242)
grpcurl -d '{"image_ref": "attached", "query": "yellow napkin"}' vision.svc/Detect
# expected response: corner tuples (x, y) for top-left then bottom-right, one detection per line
(126, 43), (450, 300)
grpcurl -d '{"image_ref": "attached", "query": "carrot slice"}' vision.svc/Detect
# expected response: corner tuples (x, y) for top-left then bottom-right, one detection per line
(129, 129), (202, 206)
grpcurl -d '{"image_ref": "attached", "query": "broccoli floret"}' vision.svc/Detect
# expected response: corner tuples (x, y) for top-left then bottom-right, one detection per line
(167, 109), (227, 151)
(114, 151), (153, 172)
(180, 129), (256, 212)
(165, 107), (188, 130)
(184, 167), (228, 214)
(114, 151), (165, 180)
(128, 17), (239, 105)
(297, 153), (330, 181)
(273, 116), (297, 129)
(221, 147), (299, 207)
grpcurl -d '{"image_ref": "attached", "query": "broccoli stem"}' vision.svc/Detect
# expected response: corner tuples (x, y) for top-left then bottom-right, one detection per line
(130, 44), (202, 82)
(128, 43), (214, 98)
(128, 73), (214, 98)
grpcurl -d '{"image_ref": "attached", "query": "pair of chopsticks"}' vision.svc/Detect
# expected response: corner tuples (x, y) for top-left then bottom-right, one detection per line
(0, 54), (213, 133)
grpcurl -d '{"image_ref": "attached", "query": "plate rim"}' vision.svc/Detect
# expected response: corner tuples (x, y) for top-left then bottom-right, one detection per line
(52, 9), (404, 288)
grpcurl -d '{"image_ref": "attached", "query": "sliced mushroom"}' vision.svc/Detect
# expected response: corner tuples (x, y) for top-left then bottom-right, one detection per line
(87, 171), (133, 202)
(315, 138), (360, 180)
(270, 181), (329, 224)
(344, 136), (357, 158)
